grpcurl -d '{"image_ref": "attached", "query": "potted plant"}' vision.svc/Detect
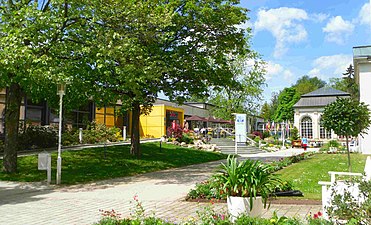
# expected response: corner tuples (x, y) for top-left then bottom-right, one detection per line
(215, 156), (282, 221)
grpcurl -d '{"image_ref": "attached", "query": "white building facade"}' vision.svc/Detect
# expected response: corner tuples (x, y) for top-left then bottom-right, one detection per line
(354, 45), (371, 154)
(293, 87), (350, 142)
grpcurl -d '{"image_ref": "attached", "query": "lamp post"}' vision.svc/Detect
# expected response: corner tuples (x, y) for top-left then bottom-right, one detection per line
(56, 83), (66, 185)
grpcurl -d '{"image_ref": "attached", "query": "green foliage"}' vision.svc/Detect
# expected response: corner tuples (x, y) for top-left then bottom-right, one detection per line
(62, 123), (122, 146)
(328, 140), (340, 148)
(273, 87), (300, 122)
(326, 179), (370, 224)
(18, 125), (57, 150)
(260, 102), (272, 121)
(290, 127), (299, 141)
(186, 178), (226, 200)
(215, 156), (282, 210)
(322, 98), (371, 137)
(322, 97), (371, 171)
(0, 142), (226, 184)
(293, 75), (326, 95)
(209, 53), (266, 120)
(329, 65), (359, 100)
(181, 133), (194, 144)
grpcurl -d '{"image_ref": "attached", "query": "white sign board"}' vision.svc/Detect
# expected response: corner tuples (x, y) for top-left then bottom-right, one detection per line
(235, 113), (246, 143)
(38, 153), (50, 170)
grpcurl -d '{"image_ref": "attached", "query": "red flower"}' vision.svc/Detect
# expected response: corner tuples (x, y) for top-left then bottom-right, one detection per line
(313, 214), (319, 219)
(318, 211), (322, 216)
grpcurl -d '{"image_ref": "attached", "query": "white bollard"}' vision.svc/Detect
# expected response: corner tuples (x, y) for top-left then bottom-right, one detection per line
(123, 126), (126, 141)
(79, 128), (83, 143)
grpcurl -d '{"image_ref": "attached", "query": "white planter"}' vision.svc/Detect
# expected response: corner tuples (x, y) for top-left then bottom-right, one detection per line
(227, 196), (263, 221)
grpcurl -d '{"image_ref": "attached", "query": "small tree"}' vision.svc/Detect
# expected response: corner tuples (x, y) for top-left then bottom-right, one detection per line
(322, 97), (371, 172)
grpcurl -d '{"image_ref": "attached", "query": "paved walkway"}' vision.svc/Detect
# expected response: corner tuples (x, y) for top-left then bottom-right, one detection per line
(0, 147), (321, 225)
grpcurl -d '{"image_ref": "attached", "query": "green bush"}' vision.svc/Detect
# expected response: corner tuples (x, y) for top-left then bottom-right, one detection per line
(62, 131), (79, 146)
(18, 125), (57, 150)
(181, 133), (194, 144)
(62, 122), (122, 146)
(262, 131), (270, 139)
(186, 178), (226, 200)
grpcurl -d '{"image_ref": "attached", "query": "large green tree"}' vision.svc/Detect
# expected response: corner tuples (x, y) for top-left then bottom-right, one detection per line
(322, 98), (371, 172)
(293, 75), (326, 95)
(329, 65), (359, 100)
(82, 0), (250, 156)
(0, 0), (92, 172)
(273, 87), (300, 122)
(209, 53), (266, 120)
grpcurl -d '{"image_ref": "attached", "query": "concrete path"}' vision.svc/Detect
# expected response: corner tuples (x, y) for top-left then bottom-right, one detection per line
(0, 148), (321, 225)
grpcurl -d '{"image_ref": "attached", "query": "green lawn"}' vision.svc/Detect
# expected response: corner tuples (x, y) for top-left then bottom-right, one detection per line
(275, 153), (369, 200)
(0, 142), (226, 185)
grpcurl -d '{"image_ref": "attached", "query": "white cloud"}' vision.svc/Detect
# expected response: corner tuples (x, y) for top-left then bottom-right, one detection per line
(323, 16), (354, 44)
(265, 61), (294, 82)
(358, 2), (371, 27)
(254, 7), (308, 58)
(310, 13), (329, 23)
(308, 54), (353, 80)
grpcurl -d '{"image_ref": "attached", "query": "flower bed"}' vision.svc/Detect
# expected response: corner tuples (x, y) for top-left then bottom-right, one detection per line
(186, 152), (314, 201)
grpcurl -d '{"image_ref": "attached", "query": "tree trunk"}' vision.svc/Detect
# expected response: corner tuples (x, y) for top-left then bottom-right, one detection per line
(3, 83), (22, 173)
(346, 136), (352, 172)
(130, 101), (141, 158)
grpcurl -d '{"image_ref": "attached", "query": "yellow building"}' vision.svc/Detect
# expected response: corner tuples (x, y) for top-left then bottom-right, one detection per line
(139, 105), (184, 138)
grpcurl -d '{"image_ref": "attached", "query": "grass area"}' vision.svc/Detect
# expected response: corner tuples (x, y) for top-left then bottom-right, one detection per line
(0, 142), (226, 185)
(275, 153), (369, 200)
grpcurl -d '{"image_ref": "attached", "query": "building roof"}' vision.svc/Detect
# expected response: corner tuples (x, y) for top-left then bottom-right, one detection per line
(301, 87), (349, 97)
(294, 87), (350, 108)
(353, 45), (371, 58)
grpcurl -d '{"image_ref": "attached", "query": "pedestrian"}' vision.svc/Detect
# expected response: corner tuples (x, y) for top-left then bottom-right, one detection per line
(301, 136), (308, 151)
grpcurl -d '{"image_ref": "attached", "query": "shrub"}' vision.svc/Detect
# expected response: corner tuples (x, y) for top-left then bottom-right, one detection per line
(290, 127), (299, 141)
(186, 178), (226, 200)
(18, 125), (58, 150)
(181, 133), (194, 144)
(62, 131), (79, 146)
(61, 122), (122, 146)
(262, 131), (270, 139)
(167, 126), (183, 142)
(252, 131), (263, 139)
(215, 156), (282, 210)
(328, 140), (340, 148)
(326, 179), (370, 224)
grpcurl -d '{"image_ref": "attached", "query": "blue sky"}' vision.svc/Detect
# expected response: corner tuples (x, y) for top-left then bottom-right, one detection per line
(240, 0), (371, 102)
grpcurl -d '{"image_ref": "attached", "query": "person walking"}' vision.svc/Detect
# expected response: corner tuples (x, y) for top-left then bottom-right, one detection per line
(301, 136), (308, 151)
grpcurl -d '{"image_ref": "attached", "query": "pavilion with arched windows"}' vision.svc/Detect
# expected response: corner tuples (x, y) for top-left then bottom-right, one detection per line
(293, 87), (350, 142)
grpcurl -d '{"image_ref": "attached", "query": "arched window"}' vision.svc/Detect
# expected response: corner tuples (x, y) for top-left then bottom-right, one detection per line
(319, 117), (331, 139)
(301, 116), (313, 138)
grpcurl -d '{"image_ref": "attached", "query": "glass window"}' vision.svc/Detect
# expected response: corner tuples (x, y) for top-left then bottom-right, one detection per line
(300, 116), (313, 139)
(319, 118), (331, 139)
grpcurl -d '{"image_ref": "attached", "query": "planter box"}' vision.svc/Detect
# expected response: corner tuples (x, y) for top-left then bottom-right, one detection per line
(227, 196), (263, 221)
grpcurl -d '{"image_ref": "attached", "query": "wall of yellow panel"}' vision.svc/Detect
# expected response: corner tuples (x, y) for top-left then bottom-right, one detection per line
(139, 105), (166, 138)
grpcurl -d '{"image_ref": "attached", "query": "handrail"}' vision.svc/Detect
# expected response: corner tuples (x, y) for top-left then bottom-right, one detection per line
(234, 133), (257, 146)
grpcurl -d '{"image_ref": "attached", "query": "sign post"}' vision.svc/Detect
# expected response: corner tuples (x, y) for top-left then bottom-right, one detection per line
(234, 114), (247, 155)
(38, 152), (51, 185)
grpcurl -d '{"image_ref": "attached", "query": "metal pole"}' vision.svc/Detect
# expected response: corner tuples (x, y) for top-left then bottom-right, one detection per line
(56, 93), (63, 185)
(282, 122), (285, 149)
(235, 135), (237, 155)
(47, 154), (51, 185)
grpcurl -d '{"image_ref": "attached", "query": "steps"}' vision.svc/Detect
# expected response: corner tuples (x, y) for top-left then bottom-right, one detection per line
(210, 138), (265, 155)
